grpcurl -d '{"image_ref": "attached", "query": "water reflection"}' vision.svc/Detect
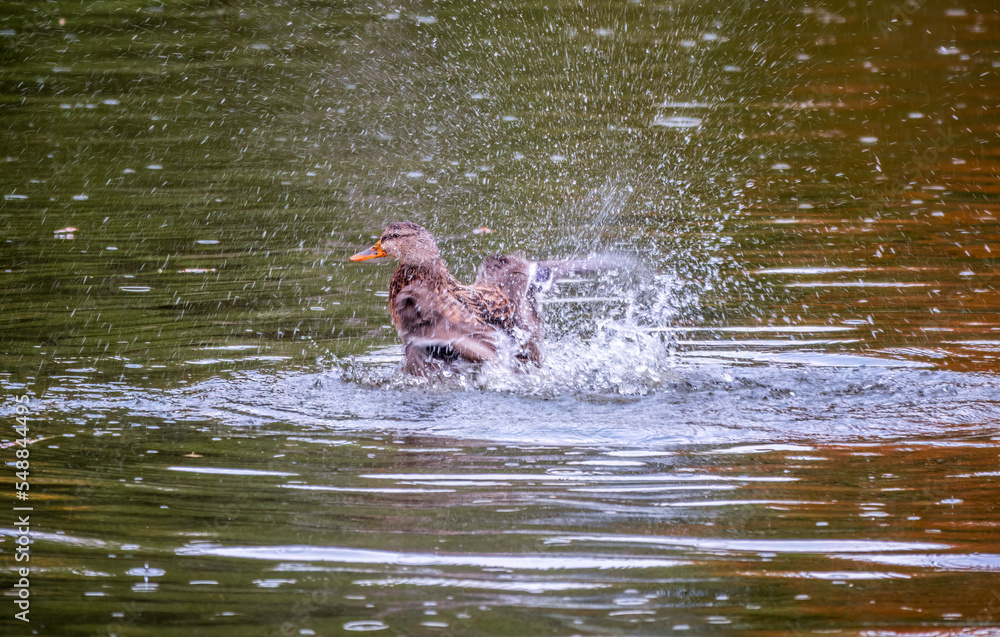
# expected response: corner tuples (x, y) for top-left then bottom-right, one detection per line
(5, 419), (999, 635)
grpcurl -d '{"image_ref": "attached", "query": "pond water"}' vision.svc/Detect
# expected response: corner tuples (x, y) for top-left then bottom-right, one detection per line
(2, 0), (1000, 635)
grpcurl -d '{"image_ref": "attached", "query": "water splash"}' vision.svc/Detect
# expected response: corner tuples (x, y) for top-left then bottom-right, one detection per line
(340, 178), (726, 395)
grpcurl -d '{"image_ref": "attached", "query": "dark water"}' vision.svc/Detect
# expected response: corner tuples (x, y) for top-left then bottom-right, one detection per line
(2, 0), (1000, 635)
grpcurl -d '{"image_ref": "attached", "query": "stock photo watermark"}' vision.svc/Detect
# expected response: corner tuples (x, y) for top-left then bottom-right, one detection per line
(268, 581), (342, 637)
(9, 393), (34, 623)
(976, 588), (1000, 624)
(100, 600), (141, 637)
(878, 0), (926, 39)
(885, 126), (960, 196)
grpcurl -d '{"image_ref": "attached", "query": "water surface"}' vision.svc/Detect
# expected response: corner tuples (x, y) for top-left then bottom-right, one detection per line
(1, 1), (999, 635)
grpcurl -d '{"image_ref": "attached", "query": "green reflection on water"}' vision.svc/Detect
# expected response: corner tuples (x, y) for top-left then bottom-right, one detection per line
(2, 0), (998, 386)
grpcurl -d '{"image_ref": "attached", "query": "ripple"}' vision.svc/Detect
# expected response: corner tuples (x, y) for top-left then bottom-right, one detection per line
(360, 472), (797, 484)
(355, 577), (608, 592)
(652, 115), (702, 128)
(177, 544), (690, 570)
(753, 267), (870, 275)
(26, 364), (1000, 448)
(759, 570), (911, 580)
(557, 534), (949, 555)
(344, 620), (389, 632)
(844, 553), (1000, 572)
(282, 484), (455, 494)
(644, 325), (856, 333)
(680, 350), (931, 367)
(701, 444), (814, 455)
(786, 281), (932, 288)
(167, 466), (297, 477)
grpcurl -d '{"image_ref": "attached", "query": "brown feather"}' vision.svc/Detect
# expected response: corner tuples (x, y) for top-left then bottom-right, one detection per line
(356, 223), (543, 375)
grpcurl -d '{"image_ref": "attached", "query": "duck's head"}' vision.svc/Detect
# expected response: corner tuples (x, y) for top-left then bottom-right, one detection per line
(350, 221), (441, 266)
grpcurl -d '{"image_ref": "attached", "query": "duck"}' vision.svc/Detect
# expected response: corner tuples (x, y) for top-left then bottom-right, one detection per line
(350, 221), (546, 376)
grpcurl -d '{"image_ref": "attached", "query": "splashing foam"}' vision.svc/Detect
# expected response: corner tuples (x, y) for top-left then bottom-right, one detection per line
(478, 270), (696, 396)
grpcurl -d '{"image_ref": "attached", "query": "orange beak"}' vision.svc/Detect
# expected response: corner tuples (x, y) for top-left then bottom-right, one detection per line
(349, 241), (387, 261)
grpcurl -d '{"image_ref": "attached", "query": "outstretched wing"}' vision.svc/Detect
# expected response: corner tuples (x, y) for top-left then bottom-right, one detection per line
(474, 254), (543, 364)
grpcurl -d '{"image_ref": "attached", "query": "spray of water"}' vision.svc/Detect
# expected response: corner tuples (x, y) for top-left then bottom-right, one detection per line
(339, 177), (727, 396)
